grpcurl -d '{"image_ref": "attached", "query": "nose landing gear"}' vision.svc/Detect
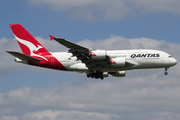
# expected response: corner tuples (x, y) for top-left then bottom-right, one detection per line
(164, 68), (168, 75)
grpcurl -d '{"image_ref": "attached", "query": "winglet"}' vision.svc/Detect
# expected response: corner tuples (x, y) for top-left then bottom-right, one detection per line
(49, 35), (55, 41)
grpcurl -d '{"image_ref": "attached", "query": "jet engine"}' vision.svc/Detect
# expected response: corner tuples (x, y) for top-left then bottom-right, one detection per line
(90, 50), (106, 60)
(110, 58), (126, 67)
(109, 71), (126, 77)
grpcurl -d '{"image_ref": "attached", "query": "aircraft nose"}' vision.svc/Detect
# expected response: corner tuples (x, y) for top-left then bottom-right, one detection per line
(171, 57), (177, 66)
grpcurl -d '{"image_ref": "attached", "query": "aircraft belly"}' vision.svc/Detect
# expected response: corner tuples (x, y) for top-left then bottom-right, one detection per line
(137, 58), (167, 68)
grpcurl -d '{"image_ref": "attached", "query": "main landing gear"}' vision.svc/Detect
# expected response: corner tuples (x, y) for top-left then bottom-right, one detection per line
(87, 71), (104, 80)
(164, 68), (168, 75)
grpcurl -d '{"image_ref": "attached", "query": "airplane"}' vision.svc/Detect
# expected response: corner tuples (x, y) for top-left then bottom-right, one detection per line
(7, 24), (177, 80)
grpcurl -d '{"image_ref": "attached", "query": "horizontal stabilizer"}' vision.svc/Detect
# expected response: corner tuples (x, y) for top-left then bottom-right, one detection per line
(6, 51), (41, 61)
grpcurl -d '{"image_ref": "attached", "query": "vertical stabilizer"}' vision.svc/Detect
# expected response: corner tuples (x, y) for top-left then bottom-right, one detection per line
(9, 24), (48, 56)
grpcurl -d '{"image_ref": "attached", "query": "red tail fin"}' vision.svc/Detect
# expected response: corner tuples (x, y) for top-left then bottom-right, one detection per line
(10, 24), (48, 56)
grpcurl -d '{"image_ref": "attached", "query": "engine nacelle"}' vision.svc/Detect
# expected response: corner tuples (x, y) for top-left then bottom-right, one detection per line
(110, 58), (125, 67)
(90, 50), (106, 60)
(110, 71), (126, 77)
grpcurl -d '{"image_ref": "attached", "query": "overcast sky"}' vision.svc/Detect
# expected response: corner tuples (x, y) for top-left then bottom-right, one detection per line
(0, 0), (180, 120)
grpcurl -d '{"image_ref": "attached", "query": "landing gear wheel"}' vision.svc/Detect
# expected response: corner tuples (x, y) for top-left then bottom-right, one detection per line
(90, 73), (94, 78)
(87, 75), (90, 78)
(164, 72), (168, 75)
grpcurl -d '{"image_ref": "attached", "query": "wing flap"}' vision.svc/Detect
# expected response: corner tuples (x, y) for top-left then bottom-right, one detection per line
(6, 51), (41, 61)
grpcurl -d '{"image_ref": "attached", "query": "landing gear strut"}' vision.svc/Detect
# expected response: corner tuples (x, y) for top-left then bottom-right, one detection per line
(164, 68), (168, 75)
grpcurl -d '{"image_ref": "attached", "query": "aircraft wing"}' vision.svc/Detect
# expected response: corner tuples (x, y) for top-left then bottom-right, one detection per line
(6, 51), (41, 61)
(49, 34), (91, 51)
(53, 38), (90, 51)
(50, 35), (107, 70)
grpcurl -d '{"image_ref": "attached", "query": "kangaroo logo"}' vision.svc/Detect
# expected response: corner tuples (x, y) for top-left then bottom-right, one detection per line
(15, 36), (48, 61)
(33, 45), (43, 52)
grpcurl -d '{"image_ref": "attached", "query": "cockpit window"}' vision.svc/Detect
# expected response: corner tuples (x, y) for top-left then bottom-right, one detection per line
(169, 56), (172, 58)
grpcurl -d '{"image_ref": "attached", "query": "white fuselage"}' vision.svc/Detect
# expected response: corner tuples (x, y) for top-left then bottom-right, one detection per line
(51, 49), (177, 72)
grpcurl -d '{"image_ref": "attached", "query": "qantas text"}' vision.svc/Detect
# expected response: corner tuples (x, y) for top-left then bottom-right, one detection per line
(131, 54), (160, 58)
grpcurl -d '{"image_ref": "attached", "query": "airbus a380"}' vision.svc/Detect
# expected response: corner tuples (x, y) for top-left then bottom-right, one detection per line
(7, 24), (177, 80)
